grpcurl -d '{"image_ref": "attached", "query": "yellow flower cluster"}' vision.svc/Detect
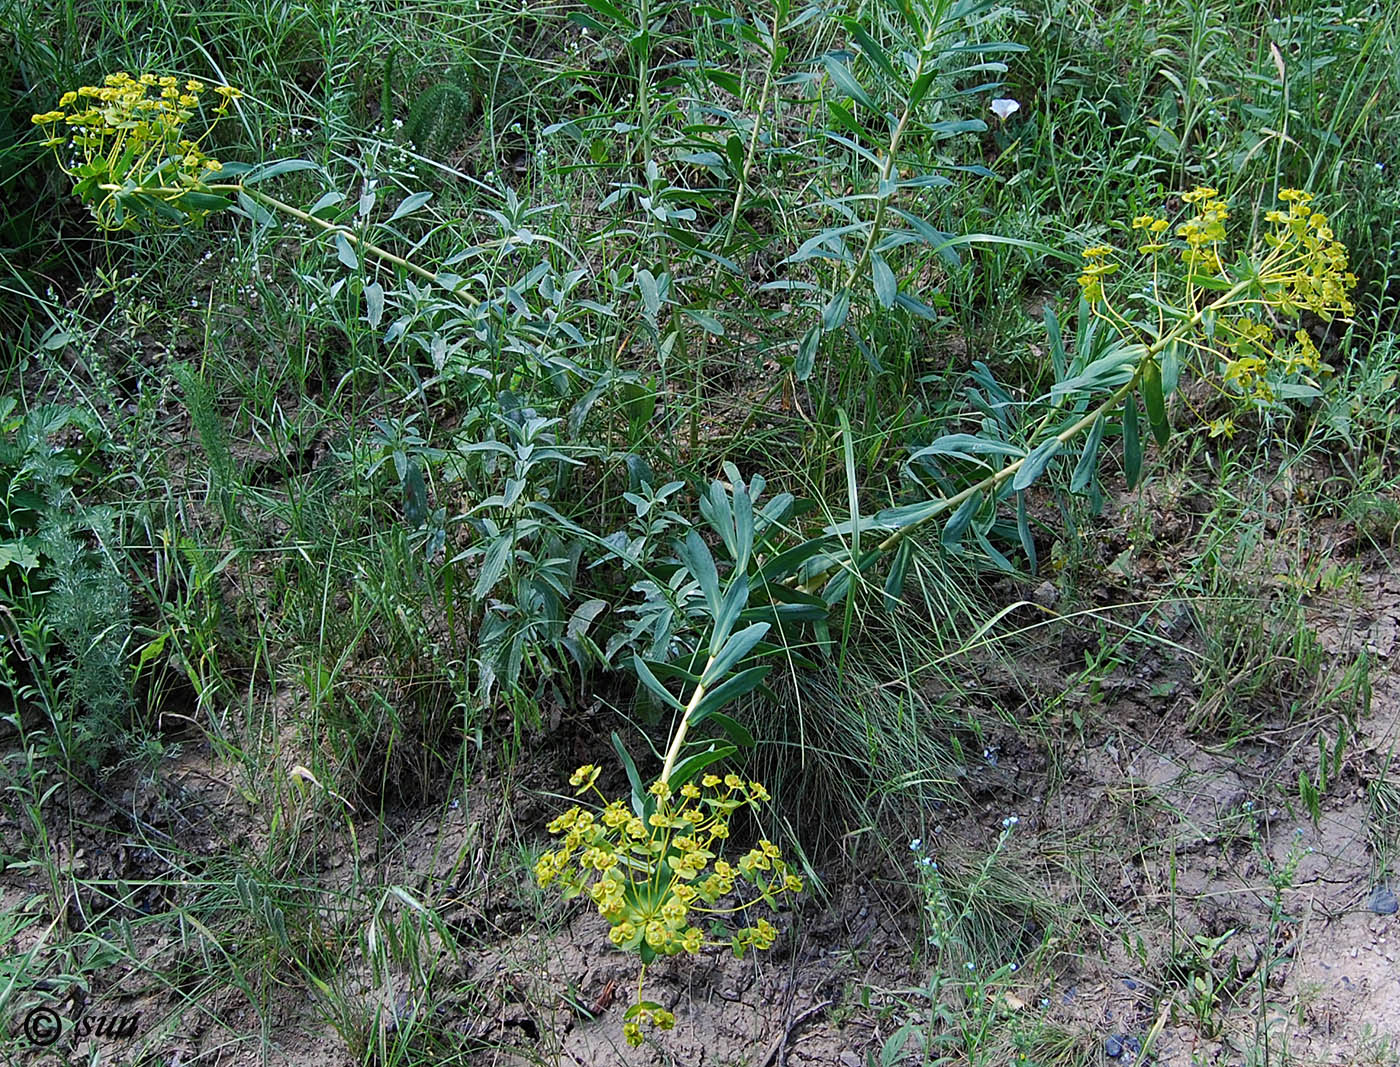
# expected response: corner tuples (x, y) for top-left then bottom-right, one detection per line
(537, 766), (802, 1046)
(1075, 244), (1118, 303)
(31, 72), (242, 230)
(1074, 186), (1356, 410)
(1175, 186), (1229, 274)
(1260, 189), (1357, 319)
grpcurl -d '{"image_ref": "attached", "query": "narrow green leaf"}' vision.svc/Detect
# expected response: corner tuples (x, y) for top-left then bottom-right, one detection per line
(882, 538), (912, 612)
(334, 231), (358, 270)
(1123, 395), (1142, 489)
(1017, 492), (1037, 575)
(870, 253), (896, 308)
(241, 158), (320, 184)
(667, 745), (738, 790)
(1160, 340), (1181, 395)
(1141, 358), (1170, 446)
(611, 731), (647, 817)
(822, 288), (851, 330)
(707, 712), (755, 748)
(1070, 414), (1106, 493)
(700, 622), (770, 687)
(942, 491), (981, 548)
(822, 54), (877, 111)
(690, 666), (770, 724)
(1012, 438), (1060, 491)
(633, 655), (686, 712)
(795, 323), (821, 381)
(842, 20), (900, 83)
(710, 576), (751, 656)
(677, 530), (721, 616)
(1045, 306), (1066, 381)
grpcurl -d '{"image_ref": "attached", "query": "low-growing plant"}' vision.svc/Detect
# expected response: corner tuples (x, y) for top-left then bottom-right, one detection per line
(29, 59), (1366, 1046)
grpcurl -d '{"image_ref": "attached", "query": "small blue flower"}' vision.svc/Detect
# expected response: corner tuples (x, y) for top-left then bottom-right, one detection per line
(909, 838), (922, 851)
(966, 961), (976, 971)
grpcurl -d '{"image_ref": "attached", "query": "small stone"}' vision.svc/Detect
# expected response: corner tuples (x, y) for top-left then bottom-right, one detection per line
(1369, 886), (1399, 916)
(1105, 1035), (1124, 1059)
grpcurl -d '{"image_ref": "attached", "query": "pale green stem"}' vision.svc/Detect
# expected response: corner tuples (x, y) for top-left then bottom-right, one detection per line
(658, 653), (717, 785)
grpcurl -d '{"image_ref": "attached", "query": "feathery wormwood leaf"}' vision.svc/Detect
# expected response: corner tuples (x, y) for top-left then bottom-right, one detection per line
(171, 363), (233, 493)
(404, 76), (476, 158)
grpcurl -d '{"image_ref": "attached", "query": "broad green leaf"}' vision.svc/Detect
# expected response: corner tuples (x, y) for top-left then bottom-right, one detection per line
(636, 268), (661, 318)
(474, 534), (512, 596)
(0, 540), (39, 571)
(177, 191), (232, 212)
(364, 281), (385, 328)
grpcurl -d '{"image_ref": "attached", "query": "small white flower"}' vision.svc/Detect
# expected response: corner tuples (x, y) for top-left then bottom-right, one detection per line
(990, 97), (1021, 120)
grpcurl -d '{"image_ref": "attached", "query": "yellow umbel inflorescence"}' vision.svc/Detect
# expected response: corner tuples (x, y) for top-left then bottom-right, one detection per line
(32, 72), (242, 230)
(538, 766), (802, 1046)
(1077, 186), (1357, 408)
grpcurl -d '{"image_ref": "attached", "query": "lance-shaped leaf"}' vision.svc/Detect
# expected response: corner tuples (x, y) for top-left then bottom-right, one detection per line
(1141, 358), (1170, 446)
(700, 622), (771, 688)
(910, 433), (1025, 467)
(942, 491), (981, 549)
(677, 530), (721, 616)
(667, 745), (738, 790)
(690, 665), (771, 725)
(1012, 438), (1061, 491)
(1070, 414), (1106, 493)
(821, 53), (878, 112)
(1123, 395), (1142, 489)
(710, 575), (751, 655)
(633, 655), (686, 712)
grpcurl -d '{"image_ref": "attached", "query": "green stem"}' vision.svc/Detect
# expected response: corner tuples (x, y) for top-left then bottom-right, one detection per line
(723, 7), (784, 245)
(842, 45), (929, 292)
(658, 652), (717, 784)
(211, 185), (481, 304)
(796, 275), (1256, 593)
